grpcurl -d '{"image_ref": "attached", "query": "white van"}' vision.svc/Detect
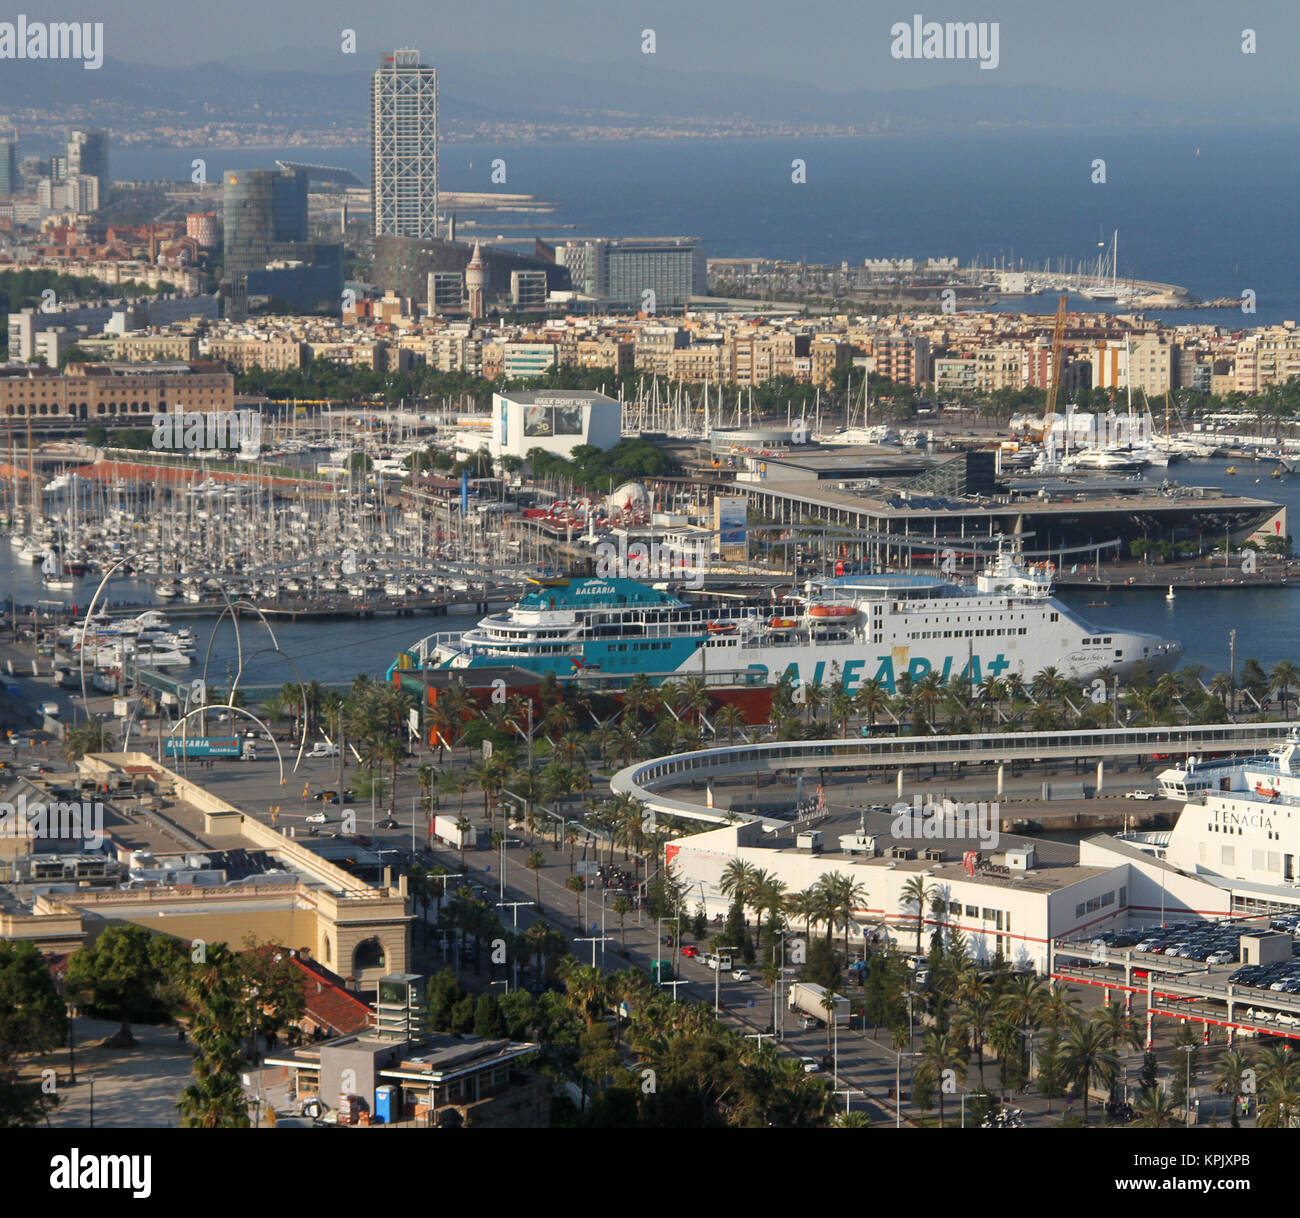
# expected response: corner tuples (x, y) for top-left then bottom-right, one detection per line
(309, 742), (340, 758)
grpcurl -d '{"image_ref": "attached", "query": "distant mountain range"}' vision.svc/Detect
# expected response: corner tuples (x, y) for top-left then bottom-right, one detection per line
(0, 49), (1293, 143)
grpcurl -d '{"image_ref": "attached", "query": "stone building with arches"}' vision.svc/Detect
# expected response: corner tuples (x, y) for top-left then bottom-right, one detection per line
(0, 361), (233, 426)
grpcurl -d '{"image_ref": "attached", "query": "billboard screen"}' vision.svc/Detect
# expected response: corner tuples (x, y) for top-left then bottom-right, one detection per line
(523, 404), (583, 437)
(716, 497), (748, 547)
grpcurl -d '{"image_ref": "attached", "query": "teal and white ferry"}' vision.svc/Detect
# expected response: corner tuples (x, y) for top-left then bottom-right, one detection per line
(391, 546), (1181, 694)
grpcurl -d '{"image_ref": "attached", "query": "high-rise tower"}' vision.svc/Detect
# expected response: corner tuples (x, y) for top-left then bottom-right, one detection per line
(370, 49), (438, 239)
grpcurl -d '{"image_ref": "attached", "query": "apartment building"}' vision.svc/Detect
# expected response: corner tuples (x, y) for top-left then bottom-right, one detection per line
(501, 342), (558, 379)
(871, 333), (931, 387)
(207, 335), (306, 373)
(729, 329), (799, 386)
(1091, 334), (1173, 396)
(809, 336), (851, 387)
(634, 324), (689, 376)
(116, 334), (201, 362)
(972, 343), (1023, 394)
(669, 342), (726, 383)
(570, 338), (634, 373)
(1232, 326), (1300, 395)
(934, 354), (978, 396)
(429, 332), (483, 376)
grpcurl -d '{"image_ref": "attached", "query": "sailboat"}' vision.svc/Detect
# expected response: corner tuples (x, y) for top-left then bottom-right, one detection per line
(1165, 585), (1176, 602)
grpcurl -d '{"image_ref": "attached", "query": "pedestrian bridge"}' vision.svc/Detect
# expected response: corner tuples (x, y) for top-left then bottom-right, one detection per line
(610, 721), (1300, 827)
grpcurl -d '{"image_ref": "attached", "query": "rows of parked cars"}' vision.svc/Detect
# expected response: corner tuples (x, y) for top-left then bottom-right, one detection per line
(1088, 921), (1261, 965)
(1230, 944), (1300, 994)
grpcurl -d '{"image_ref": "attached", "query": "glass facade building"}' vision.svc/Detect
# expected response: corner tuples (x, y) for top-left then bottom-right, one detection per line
(222, 168), (309, 277)
(66, 129), (108, 199)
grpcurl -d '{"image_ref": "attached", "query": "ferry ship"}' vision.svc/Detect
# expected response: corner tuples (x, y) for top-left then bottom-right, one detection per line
(395, 545), (1182, 693)
(1147, 731), (1300, 888)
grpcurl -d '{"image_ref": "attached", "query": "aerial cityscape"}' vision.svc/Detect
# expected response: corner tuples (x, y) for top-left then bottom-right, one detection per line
(3, 0), (1300, 1170)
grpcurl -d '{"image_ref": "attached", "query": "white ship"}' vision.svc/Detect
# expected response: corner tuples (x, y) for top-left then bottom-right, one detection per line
(403, 543), (1182, 692)
(1150, 732), (1300, 888)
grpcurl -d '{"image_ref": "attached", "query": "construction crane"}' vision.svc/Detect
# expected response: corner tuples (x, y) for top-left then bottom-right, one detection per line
(1043, 294), (1068, 424)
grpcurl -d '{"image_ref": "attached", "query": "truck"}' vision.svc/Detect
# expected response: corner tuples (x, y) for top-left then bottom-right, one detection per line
(432, 814), (478, 850)
(787, 981), (849, 1027)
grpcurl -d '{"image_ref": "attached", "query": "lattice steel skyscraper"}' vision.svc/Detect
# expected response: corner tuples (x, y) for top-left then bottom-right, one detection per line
(371, 48), (438, 239)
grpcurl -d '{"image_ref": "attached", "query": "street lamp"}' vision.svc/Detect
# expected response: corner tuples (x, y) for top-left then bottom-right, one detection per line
(1179, 1043), (1197, 1126)
(498, 834), (521, 900)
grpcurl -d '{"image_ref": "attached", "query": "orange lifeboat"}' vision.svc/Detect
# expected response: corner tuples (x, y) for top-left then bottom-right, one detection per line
(808, 604), (856, 618)
(707, 621), (737, 634)
(769, 617), (797, 629)
(1256, 782), (1280, 798)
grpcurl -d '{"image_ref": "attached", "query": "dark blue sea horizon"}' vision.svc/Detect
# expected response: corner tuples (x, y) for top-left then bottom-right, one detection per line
(108, 126), (1300, 325)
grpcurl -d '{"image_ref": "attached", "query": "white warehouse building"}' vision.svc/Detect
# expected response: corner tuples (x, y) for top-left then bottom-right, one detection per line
(666, 818), (1237, 974)
(491, 389), (622, 460)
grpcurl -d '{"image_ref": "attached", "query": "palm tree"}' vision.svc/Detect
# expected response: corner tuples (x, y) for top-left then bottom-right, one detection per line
(1271, 660), (1300, 717)
(1213, 1046), (1254, 1129)
(1132, 1085), (1181, 1128)
(454, 815), (473, 871)
(853, 678), (889, 729)
(900, 875), (932, 955)
(997, 974), (1047, 1081)
(63, 716), (112, 760)
(1040, 981), (1082, 1032)
(379, 736), (404, 814)
(802, 680), (827, 724)
(720, 859), (757, 923)
(1257, 1043), (1300, 1128)
(912, 671), (944, 727)
(525, 848), (545, 905)
(1061, 1019), (1119, 1125)
(916, 1029), (967, 1128)
(713, 703), (748, 742)
(954, 990), (996, 1087)
(820, 872), (868, 956)
(1095, 999), (1143, 1055)
(612, 895), (632, 952)
(784, 889), (817, 939)
(565, 874), (586, 925)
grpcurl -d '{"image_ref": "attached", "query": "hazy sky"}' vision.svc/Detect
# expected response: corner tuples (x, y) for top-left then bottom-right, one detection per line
(28, 0), (1300, 100)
